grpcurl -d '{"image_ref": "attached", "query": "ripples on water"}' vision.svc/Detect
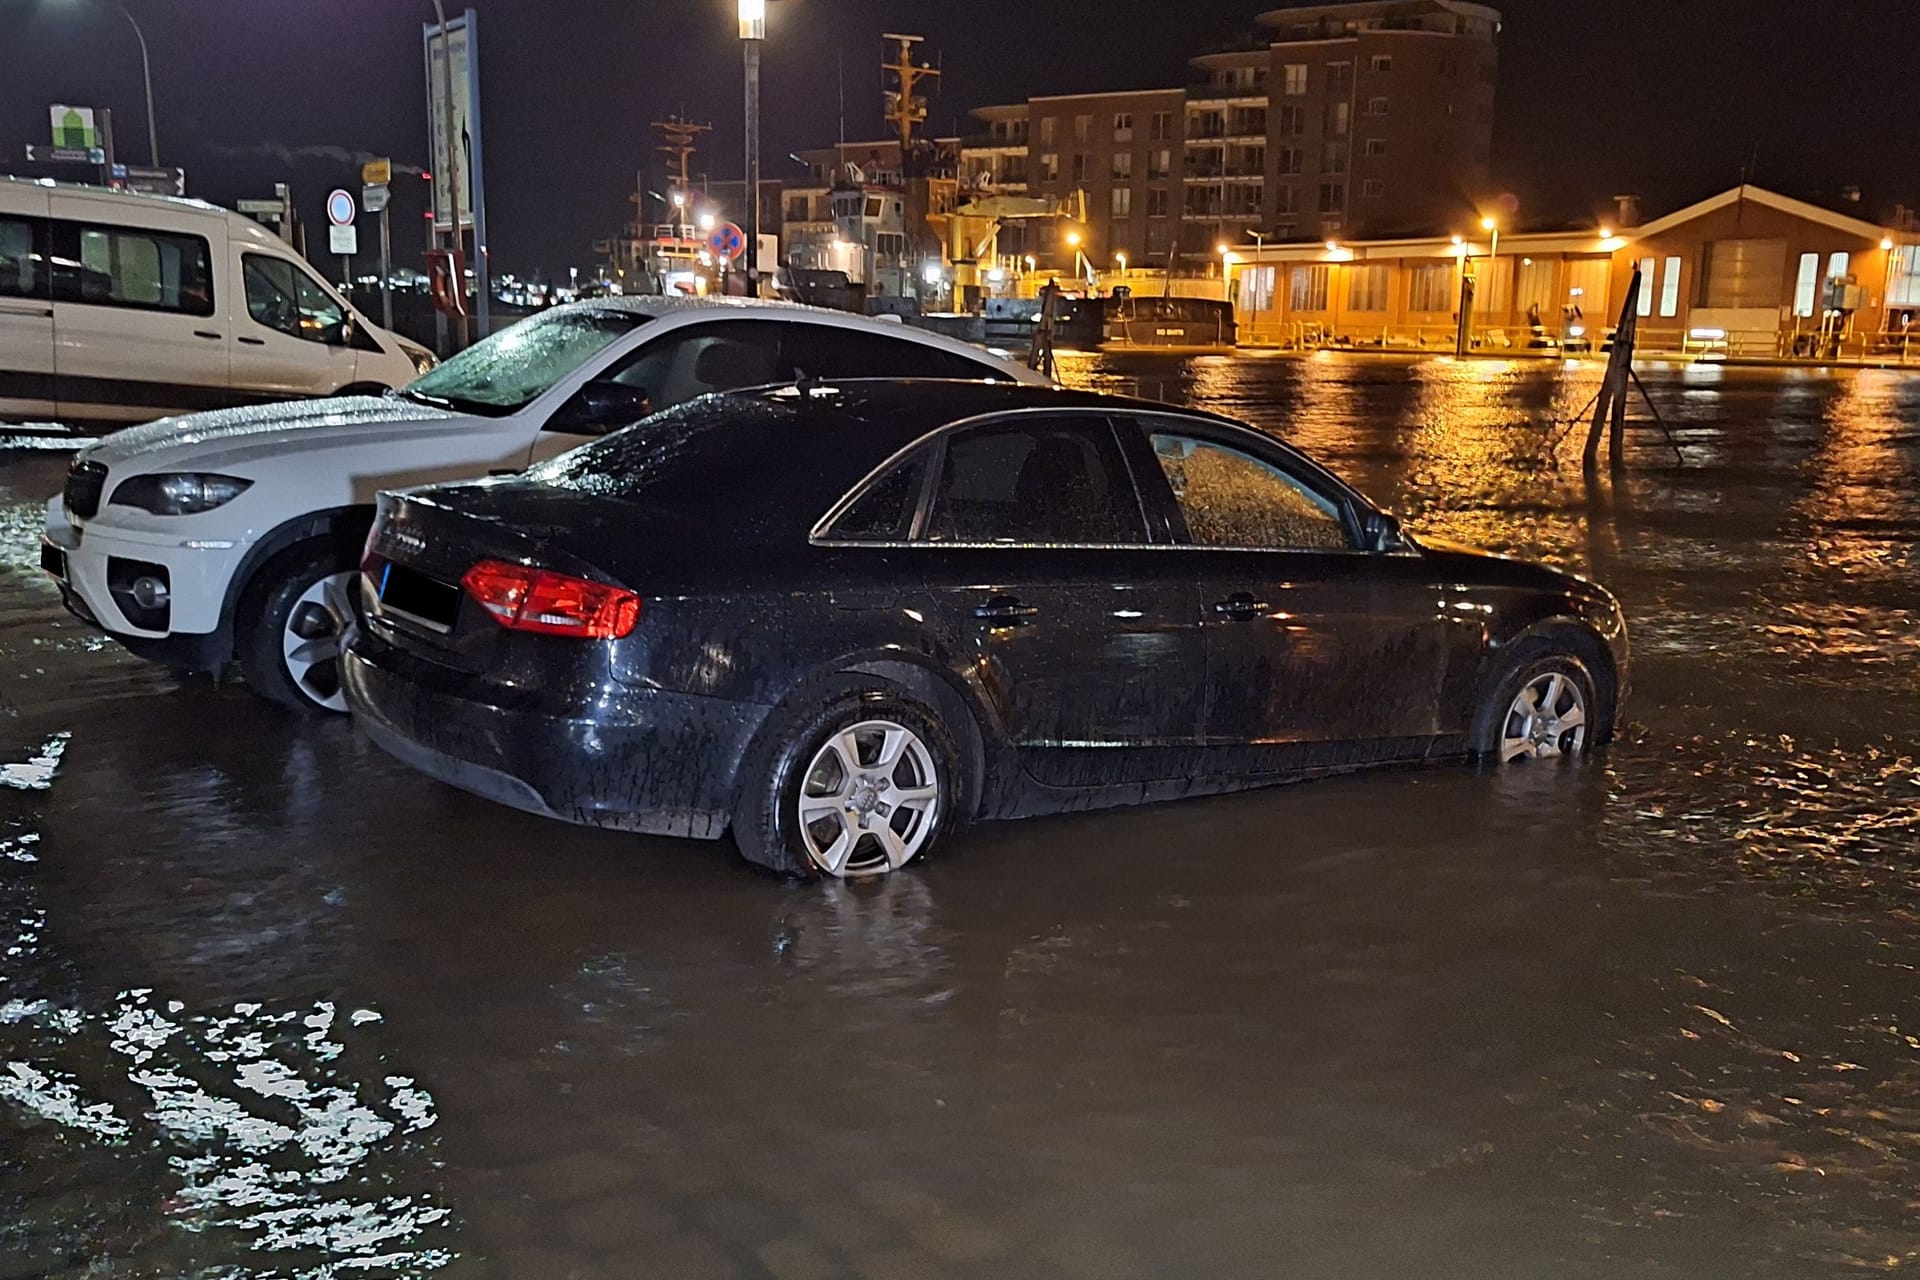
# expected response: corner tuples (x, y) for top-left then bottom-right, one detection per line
(3, 356), (1919, 1275)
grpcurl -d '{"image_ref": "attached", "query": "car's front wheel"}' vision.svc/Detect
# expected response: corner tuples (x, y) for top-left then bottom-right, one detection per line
(237, 540), (361, 714)
(732, 680), (962, 879)
(1472, 646), (1598, 764)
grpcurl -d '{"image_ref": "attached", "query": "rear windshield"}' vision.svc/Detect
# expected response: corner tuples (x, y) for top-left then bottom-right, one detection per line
(404, 307), (650, 415)
(527, 394), (877, 533)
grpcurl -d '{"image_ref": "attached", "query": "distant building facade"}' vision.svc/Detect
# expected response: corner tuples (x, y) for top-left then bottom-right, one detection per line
(958, 0), (1500, 268)
(1224, 185), (1920, 359)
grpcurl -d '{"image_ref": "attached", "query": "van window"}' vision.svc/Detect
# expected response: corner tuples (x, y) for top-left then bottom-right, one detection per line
(243, 254), (346, 344)
(49, 221), (213, 316)
(0, 218), (44, 299)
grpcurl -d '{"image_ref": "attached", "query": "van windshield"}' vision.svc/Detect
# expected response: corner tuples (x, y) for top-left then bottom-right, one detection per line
(403, 308), (650, 416)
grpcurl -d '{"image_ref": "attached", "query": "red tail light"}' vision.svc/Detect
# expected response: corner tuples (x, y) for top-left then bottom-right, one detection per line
(460, 560), (641, 639)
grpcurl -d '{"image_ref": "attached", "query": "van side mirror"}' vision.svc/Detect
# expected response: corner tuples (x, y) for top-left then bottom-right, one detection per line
(553, 380), (654, 435)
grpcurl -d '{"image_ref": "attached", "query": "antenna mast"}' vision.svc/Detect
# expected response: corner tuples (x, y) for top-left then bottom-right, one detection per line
(882, 33), (940, 150)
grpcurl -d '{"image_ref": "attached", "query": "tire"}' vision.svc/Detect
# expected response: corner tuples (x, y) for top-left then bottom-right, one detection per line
(1470, 643), (1599, 765)
(236, 538), (363, 714)
(732, 678), (965, 879)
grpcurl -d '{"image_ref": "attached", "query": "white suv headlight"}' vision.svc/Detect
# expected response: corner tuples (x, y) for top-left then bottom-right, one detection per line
(109, 473), (253, 516)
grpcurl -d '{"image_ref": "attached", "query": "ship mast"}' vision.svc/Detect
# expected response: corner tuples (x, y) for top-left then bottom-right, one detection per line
(652, 116), (711, 205)
(882, 33), (939, 150)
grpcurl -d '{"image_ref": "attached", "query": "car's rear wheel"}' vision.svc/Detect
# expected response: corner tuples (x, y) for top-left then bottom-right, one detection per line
(1472, 647), (1597, 764)
(238, 541), (360, 714)
(733, 680), (962, 879)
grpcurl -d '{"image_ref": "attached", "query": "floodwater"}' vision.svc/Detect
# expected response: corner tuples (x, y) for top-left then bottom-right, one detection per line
(2, 354), (1918, 1278)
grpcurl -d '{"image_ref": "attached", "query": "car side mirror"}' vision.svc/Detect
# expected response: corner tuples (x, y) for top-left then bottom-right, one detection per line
(557, 380), (654, 434)
(1364, 509), (1410, 553)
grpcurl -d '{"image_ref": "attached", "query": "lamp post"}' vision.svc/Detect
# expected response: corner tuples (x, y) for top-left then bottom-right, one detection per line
(739, 0), (766, 296)
(1479, 214), (1501, 323)
(57, 1), (158, 164)
(1067, 230), (1090, 287)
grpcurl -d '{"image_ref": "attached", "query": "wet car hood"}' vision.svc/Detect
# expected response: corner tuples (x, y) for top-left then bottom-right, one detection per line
(1413, 534), (1612, 597)
(81, 396), (474, 474)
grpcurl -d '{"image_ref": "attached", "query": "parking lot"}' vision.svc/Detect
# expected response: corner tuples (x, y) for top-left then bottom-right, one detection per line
(3, 355), (1918, 1278)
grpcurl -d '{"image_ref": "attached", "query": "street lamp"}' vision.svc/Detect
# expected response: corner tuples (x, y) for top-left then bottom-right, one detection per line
(1115, 251), (1128, 274)
(739, 0), (766, 295)
(56, 0), (158, 164)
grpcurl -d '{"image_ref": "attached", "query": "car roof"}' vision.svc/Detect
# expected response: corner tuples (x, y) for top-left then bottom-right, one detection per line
(552, 296), (1049, 380)
(736, 378), (1237, 437)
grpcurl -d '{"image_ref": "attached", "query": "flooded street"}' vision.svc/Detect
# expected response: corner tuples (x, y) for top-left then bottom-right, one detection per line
(3, 354), (1918, 1278)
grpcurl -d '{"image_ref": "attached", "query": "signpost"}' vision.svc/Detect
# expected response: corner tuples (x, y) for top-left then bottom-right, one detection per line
(238, 183), (296, 246)
(362, 161), (395, 331)
(327, 188), (356, 285)
(424, 8), (491, 342)
(110, 164), (186, 197)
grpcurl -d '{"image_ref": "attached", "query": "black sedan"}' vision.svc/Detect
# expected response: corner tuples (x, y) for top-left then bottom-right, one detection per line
(345, 381), (1628, 879)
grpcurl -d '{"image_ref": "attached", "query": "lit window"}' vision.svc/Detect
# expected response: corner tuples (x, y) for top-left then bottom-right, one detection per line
(1637, 256), (1658, 317)
(1283, 64), (1308, 95)
(1659, 256), (1681, 317)
(1890, 246), (1920, 307)
(1111, 187), (1132, 218)
(1825, 251), (1850, 282)
(1792, 252), (1819, 317)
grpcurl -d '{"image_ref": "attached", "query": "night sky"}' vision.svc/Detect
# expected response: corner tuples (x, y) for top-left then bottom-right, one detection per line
(3, 0), (1915, 277)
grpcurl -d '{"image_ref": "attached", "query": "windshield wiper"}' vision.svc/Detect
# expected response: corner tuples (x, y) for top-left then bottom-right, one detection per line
(400, 388), (515, 417)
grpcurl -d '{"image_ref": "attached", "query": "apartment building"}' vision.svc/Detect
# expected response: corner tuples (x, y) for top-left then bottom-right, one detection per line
(959, 0), (1499, 267)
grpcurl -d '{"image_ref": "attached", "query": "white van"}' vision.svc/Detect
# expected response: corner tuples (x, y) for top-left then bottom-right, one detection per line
(0, 178), (432, 426)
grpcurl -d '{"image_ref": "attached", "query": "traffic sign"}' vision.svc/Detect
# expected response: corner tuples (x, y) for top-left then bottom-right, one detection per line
(362, 158), (392, 187)
(326, 189), (356, 227)
(237, 198), (284, 214)
(25, 144), (106, 165)
(362, 184), (391, 213)
(329, 224), (358, 256)
(710, 221), (747, 261)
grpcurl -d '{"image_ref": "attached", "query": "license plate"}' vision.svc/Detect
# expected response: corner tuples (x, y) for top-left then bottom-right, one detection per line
(39, 541), (66, 581)
(375, 560), (461, 632)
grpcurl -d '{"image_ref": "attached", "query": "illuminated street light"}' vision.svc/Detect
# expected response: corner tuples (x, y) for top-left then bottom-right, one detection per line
(699, 212), (717, 233)
(1884, 237), (1897, 251)
(1115, 251), (1128, 272)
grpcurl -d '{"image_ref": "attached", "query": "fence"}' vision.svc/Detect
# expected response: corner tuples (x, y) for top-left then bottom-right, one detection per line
(1232, 317), (1920, 365)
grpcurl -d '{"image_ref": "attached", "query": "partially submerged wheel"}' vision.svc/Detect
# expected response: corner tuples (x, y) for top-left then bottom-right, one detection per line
(1473, 648), (1598, 764)
(733, 681), (963, 879)
(239, 541), (362, 714)
(795, 719), (942, 877)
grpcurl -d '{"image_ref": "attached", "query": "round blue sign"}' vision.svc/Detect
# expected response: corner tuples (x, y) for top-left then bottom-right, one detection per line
(709, 222), (746, 261)
(326, 189), (356, 227)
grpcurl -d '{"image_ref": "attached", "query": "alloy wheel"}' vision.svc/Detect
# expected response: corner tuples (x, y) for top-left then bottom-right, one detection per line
(1499, 671), (1588, 763)
(796, 719), (941, 877)
(282, 571), (357, 712)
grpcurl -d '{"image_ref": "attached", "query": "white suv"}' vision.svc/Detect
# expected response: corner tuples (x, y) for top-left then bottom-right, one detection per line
(40, 298), (1049, 711)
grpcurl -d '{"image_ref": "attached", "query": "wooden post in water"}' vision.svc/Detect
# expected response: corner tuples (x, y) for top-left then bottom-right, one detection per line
(1584, 267), (1644, 471)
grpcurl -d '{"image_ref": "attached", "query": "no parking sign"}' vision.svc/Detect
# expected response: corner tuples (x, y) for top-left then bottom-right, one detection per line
(708, 222), (746, 262)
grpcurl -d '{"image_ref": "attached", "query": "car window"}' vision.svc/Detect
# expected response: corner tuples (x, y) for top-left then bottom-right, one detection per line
(49, 220), (213, 316)
(406, 307), (652, 416)
(574, 320), (791, 425)
(781, 322), (1012, 382)
(823, 450), (930, 541)
(243, 254), (346, 343)
(0, 218), (44, 299)
(925, 419), (1145, 545)
(1149, 431), (1351, 551)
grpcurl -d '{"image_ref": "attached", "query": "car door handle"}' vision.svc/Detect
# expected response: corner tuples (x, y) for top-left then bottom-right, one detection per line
(975, 597), (1040, 625)
(1211, 593), (1271, 620)
(193, 330), (223, 340)
(237, 336), (267, 346)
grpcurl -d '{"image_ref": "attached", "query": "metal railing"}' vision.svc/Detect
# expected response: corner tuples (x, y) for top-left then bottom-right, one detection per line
(1226, 318), (1920, 365)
